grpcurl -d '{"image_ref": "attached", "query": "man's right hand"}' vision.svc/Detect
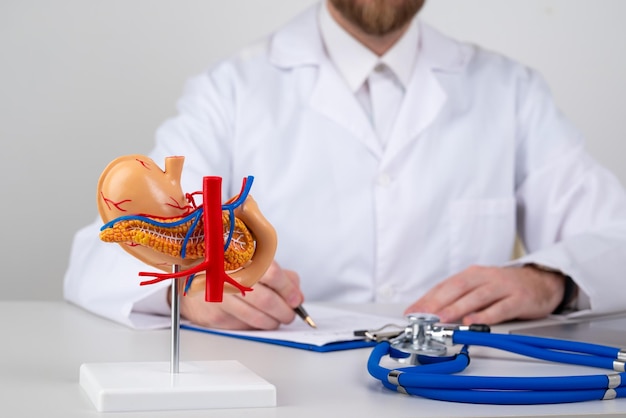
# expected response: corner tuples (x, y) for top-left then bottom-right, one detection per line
(176, 261), (304, 330)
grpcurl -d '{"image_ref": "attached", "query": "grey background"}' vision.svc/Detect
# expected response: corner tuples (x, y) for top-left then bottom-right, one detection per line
(2, 0), (624, 300)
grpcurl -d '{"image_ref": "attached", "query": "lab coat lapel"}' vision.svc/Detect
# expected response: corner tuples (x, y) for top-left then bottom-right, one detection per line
(384, 23), (470, 163)
(384, 58), (446, 161)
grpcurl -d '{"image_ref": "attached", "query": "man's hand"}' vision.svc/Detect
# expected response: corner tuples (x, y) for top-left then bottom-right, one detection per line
(404, 265), (566, 325)
(176, 261), (304, 330)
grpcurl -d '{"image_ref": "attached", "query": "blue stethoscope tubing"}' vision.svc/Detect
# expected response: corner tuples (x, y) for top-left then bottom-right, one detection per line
(367, 331), (626, 404)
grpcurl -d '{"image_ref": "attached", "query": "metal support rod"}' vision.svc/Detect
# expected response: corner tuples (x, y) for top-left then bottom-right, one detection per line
(170, 264), (180, 374)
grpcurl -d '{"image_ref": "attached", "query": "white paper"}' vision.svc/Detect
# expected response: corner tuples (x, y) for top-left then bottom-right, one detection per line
(186, 304), (402, 347)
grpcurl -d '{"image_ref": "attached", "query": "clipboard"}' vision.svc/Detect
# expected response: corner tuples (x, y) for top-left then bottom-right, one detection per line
(509, 312), (626, 347)
(181, 304), (401, 352)
(182, 324), (378, 352)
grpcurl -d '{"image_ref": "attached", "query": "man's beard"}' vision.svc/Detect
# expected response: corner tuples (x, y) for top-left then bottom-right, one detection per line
(330, 0), (425, 36)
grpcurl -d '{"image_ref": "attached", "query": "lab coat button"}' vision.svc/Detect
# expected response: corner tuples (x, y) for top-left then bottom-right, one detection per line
(374, 63), (385, 73)
(377, 286), (395, 301)
(377, 173), (391, 187)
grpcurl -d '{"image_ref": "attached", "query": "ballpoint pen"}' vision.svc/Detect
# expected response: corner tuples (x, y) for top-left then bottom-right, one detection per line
(294, 305), (317, 328)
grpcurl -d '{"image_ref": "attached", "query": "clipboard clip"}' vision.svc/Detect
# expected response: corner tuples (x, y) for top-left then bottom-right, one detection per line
(354, 323), (405, 342)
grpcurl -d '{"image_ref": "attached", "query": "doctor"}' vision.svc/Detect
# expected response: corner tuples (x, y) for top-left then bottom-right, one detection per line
(65, 0), (626, 330)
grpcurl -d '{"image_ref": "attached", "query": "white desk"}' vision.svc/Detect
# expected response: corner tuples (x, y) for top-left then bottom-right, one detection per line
(2, 301), (626, 418)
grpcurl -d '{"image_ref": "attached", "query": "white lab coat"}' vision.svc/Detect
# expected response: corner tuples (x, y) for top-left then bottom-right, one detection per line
(64, 4), (626, 328)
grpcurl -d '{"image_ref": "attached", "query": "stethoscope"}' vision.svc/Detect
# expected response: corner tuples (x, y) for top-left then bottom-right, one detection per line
(365, 313), (626, 404)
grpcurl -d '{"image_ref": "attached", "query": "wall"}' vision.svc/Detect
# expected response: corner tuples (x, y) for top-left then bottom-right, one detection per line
(1, 0), (624, 300)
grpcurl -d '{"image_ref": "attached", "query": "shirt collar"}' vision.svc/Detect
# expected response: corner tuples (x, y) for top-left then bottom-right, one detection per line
(319, 0), (420, 92)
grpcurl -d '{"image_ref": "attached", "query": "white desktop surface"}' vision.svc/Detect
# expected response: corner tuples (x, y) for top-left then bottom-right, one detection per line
(2, 301), (626, 418)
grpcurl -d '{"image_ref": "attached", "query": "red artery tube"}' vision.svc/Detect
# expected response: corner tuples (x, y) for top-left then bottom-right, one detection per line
(203, 176), (225, 302)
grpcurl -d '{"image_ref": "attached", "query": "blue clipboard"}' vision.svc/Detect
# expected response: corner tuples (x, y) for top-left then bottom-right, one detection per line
(181, 323), (378, 352)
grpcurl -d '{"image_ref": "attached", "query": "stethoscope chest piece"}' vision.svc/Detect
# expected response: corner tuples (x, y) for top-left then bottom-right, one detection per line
(389, 313), (447, 364)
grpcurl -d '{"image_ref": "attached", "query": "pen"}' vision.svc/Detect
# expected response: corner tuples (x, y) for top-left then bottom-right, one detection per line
(294, 305), (317, 328)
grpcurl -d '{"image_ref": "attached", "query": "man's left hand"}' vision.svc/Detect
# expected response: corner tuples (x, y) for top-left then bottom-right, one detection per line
(404, 265), (566, 325)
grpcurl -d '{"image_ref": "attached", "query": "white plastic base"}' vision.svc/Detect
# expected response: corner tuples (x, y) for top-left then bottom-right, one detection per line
(79, 361), (276, 412)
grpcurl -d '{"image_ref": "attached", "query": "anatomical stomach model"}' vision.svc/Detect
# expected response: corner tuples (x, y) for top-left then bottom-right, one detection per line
(96, 154), (277, 302)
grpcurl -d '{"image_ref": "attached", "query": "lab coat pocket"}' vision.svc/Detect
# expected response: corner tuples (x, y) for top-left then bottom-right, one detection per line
(448, 198), (516, 274)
